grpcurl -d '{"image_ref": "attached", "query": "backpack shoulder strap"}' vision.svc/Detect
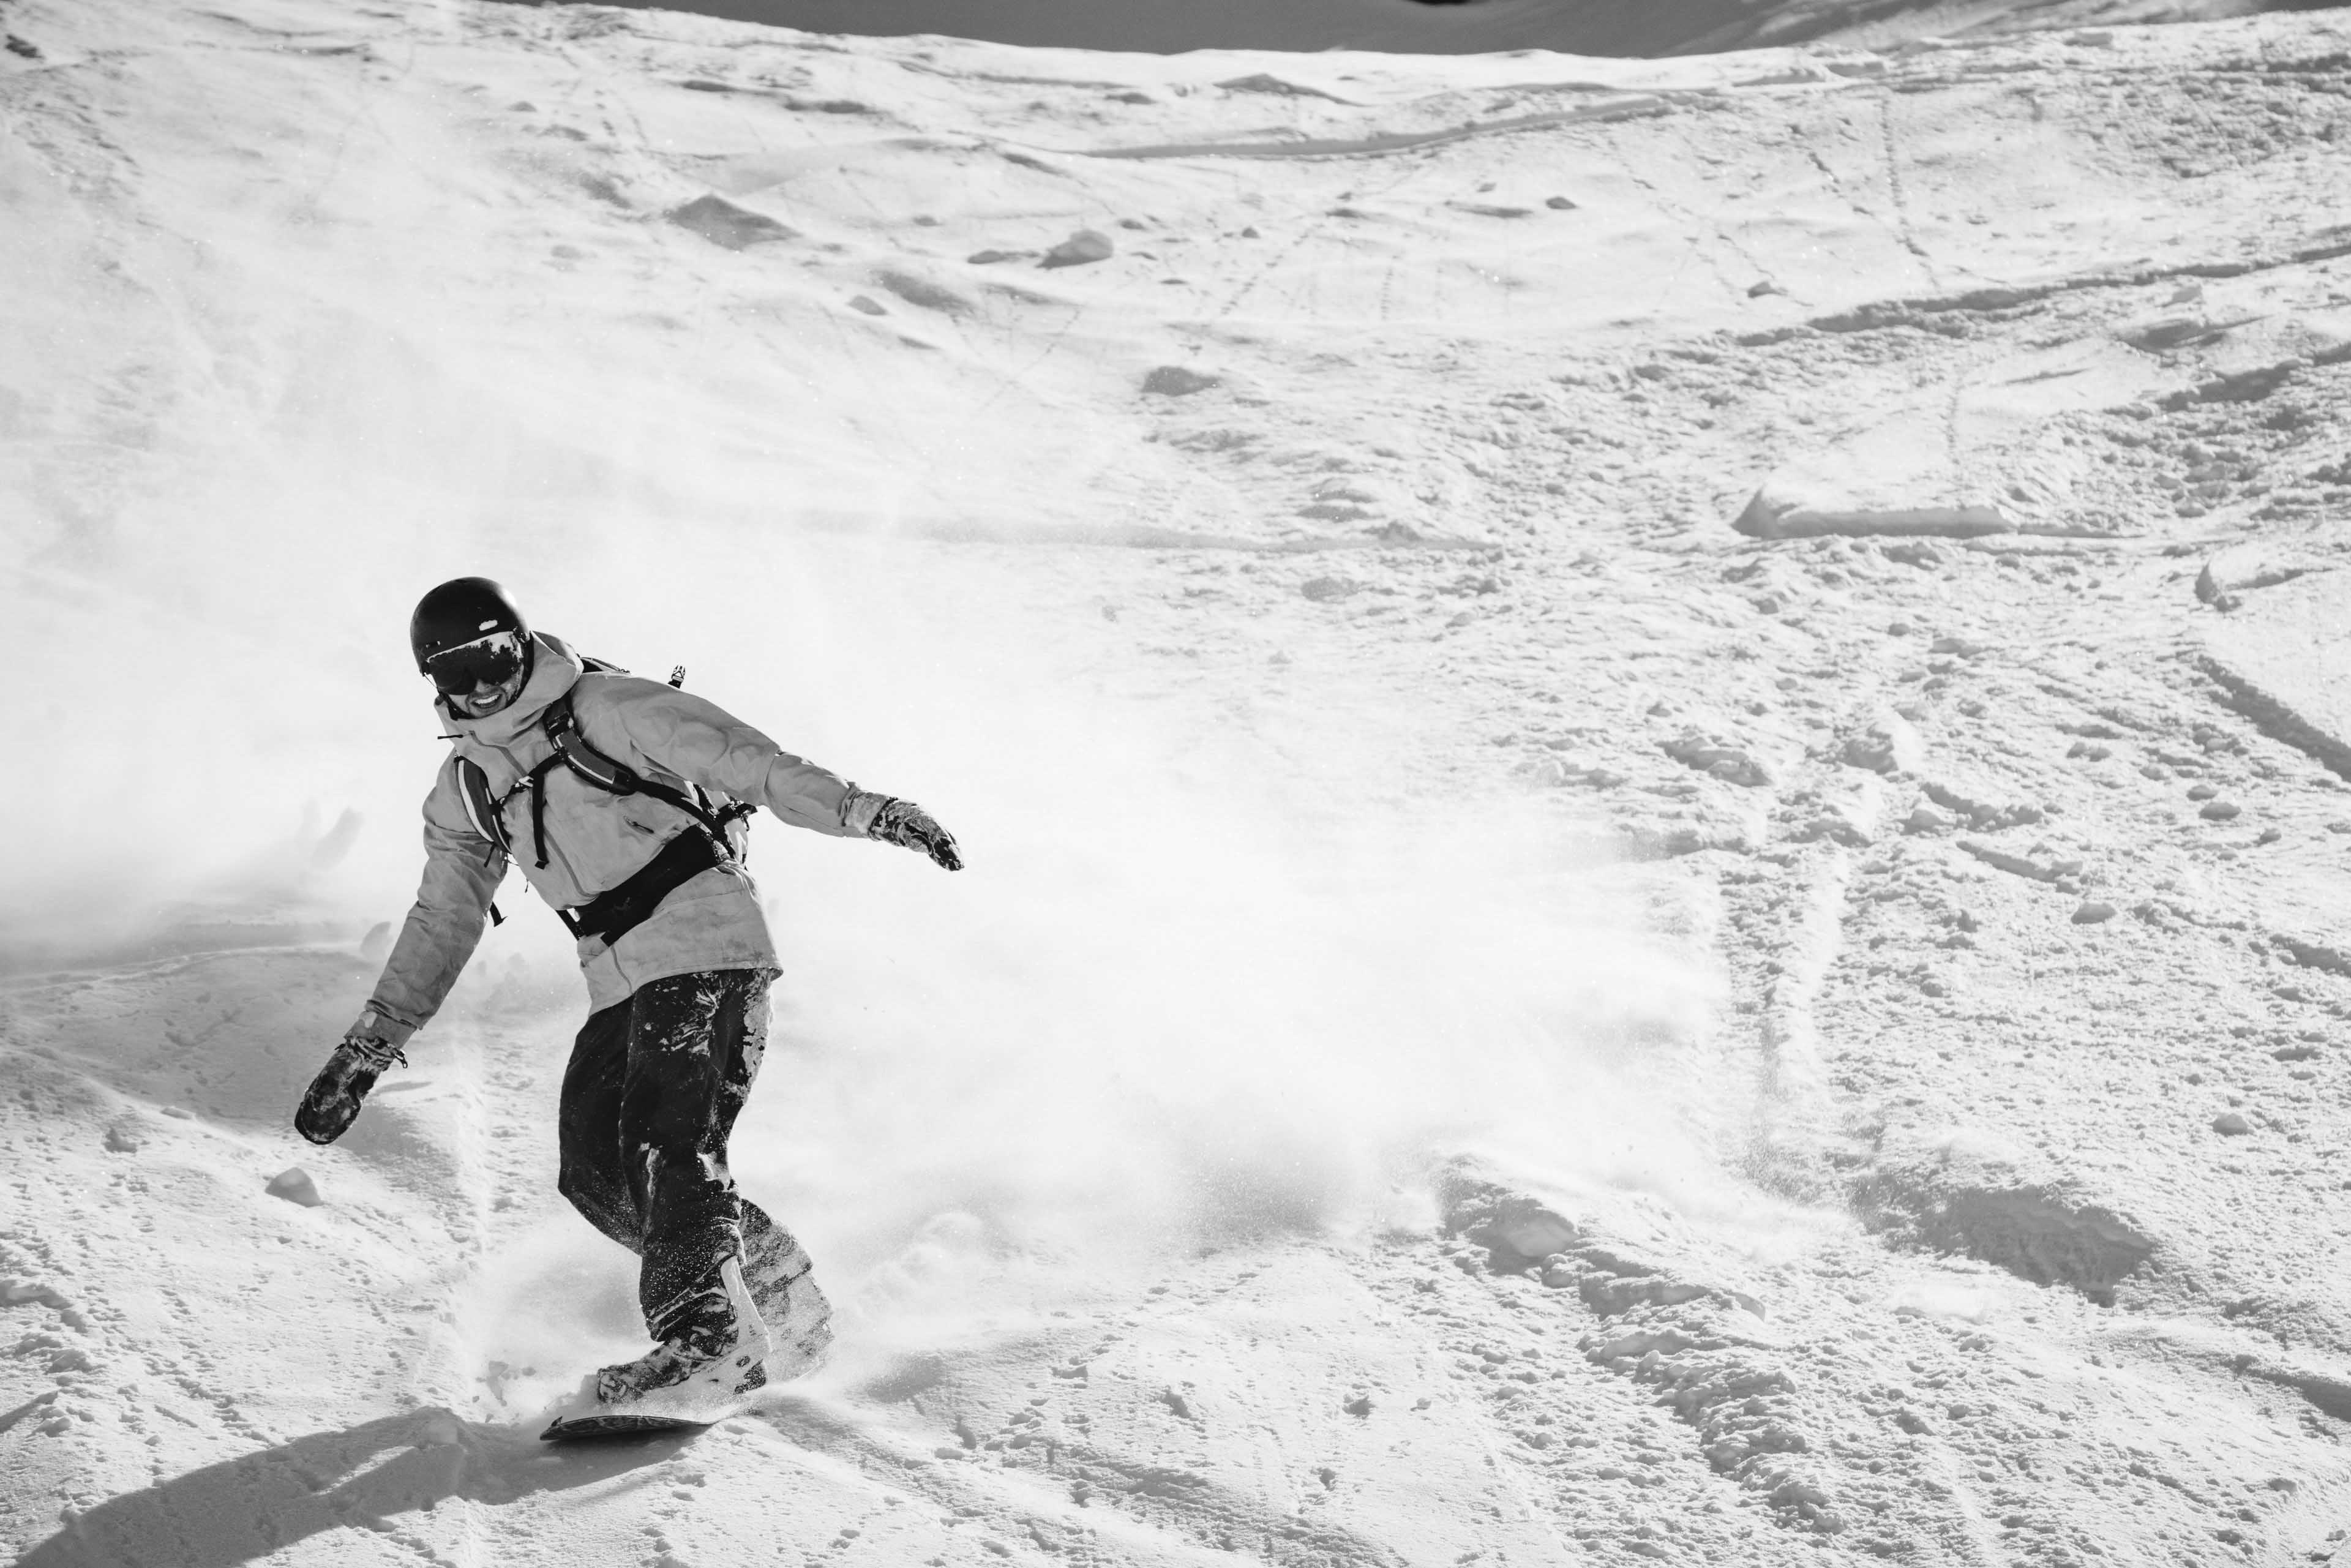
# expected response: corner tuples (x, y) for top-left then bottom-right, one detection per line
(522, 690), (585, 870)
(540, 677), (748, 861)
(539, 683), (630, 790)
(541, 686), (580, 738)
(453, 756), (514, 859)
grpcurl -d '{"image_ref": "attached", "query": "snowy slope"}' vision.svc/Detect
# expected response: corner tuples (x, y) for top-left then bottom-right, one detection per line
(12, 1), (2351, 1564)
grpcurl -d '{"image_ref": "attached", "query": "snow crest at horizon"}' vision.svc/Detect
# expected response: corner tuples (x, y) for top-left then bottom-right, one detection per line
(589, 0), (2303, 59)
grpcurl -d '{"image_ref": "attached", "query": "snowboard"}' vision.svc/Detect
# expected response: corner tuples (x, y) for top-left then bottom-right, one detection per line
(541, 1409), (718, 1442)
(539, 1378), (762, 1442)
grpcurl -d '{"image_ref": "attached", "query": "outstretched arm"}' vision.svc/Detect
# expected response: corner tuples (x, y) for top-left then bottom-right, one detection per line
(596, 680), (963, 869)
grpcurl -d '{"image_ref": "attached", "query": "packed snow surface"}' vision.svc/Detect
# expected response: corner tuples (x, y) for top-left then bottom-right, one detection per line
(12, 0), (2351, 1563)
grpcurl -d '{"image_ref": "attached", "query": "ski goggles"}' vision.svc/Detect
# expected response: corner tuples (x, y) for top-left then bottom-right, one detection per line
(422, 629), (527, 697)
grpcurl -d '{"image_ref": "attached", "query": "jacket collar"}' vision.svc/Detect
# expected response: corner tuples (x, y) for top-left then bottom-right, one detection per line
(438, 632), (584, 746)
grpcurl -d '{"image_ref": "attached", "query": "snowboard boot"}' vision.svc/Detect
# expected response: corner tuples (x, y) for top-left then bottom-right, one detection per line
(743, 1221), (834, 1380)
(594, 1255), (771, 1418)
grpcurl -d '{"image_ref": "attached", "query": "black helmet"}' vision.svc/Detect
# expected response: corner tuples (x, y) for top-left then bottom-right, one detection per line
(410, 577), (527, 674)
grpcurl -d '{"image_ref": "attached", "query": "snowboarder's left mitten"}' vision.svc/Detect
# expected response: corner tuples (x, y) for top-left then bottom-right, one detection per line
(864, 797), (964, 871)
(295, 1031), (407, 1145)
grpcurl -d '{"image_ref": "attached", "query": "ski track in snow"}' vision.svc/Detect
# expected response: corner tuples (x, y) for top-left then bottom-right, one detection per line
(15, 1), (2351, 1563)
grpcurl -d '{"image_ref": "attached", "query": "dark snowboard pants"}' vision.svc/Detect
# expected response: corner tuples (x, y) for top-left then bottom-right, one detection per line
(558, 967), (789, 1345)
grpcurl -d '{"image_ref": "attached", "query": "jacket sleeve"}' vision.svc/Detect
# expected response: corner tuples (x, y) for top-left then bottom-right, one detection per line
(596, 680), (868, 839)
(362, 760), (507, 1045)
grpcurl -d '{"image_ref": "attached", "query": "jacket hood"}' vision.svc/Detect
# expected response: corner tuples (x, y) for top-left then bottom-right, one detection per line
(437, 631), (583, 745)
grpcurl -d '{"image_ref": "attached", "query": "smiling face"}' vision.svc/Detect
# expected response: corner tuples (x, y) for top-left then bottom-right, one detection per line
(424, 629), (531, 721)
(449, 660), (530, 719)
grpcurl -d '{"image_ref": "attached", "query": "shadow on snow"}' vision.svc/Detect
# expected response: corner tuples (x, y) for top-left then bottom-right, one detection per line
(18, 1406), (684, 1568)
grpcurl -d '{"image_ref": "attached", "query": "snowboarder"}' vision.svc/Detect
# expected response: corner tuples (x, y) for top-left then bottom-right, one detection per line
(294, 577), (962, 1423)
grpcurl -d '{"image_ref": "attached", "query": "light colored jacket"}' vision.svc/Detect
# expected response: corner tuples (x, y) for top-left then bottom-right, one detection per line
(358, 634), (877, 1043)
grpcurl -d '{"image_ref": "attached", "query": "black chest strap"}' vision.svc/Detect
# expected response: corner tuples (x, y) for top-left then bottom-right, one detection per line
(557, 825), (726, 945)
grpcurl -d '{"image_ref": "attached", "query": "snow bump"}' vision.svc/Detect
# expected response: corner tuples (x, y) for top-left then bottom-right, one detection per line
(264, 1166), (323, 1207)
(666, 194), (796, 250)
(1861, 1166), (2158, 1307)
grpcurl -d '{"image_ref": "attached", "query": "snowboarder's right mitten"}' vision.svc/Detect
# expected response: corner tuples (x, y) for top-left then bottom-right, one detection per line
(295, 1029), (408, 1145)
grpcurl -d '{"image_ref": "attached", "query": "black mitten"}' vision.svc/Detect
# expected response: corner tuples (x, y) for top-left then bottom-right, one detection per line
(295, 1033), (407, 1145)
(866, 797), (964, 871)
